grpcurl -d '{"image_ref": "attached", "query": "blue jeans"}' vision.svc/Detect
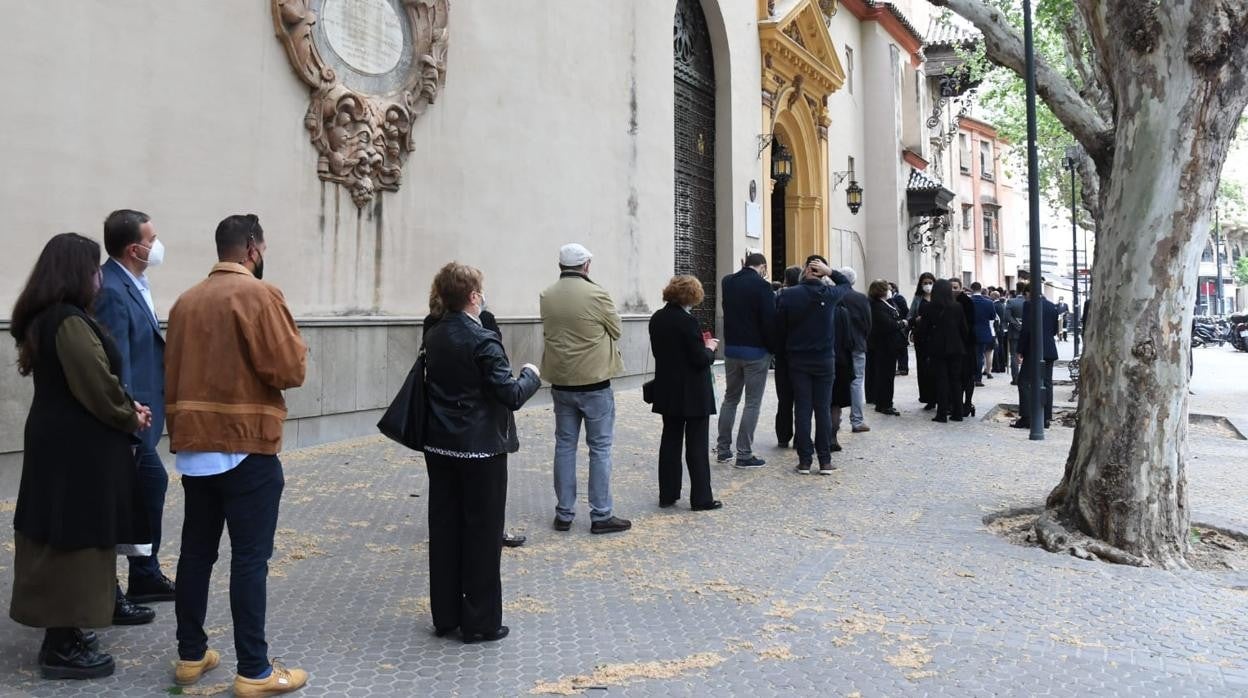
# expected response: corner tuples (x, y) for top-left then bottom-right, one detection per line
(552, 388), (614, 523)
(127, 447), (168, 585)
(849, 350), (867, 427)
(175, 455), (284, 679)
(789, 362), (834, 466)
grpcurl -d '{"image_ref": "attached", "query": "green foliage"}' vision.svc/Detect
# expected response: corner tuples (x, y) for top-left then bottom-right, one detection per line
(1235, 257), (1248, 287)
(950, 0), (1092, 218)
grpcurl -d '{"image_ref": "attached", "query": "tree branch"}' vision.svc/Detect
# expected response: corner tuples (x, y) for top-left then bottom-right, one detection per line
(1061, 11), (1114, 127)
(931, 0), (1115, 168)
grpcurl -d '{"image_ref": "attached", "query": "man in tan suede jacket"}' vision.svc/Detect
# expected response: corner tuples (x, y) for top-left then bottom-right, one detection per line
(163, 214), (309, 696)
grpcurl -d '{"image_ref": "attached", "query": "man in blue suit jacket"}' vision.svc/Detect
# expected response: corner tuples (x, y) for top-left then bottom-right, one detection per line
(968, 283), (998, 385)
(95, 209), (173, 622)
(1012, 287), (1060, 429)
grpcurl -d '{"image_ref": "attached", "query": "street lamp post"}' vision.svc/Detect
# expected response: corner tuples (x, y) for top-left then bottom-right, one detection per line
(1023, 0), (1044, 441)
(1064, 145), (1081, 358)
(1215, 206), (1224, 316)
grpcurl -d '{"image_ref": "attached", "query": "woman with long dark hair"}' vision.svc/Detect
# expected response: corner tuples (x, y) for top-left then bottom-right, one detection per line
(907, 272), (937, 410)
(9, 233), (153, 679)
(915, 279), (968, 423)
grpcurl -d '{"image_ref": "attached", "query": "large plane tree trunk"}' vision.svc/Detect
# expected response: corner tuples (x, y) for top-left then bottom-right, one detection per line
(937, 0), (1248, 567)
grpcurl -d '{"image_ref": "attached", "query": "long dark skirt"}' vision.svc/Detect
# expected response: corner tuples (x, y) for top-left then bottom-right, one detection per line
(915, 347), (936, 405)
(9, 532), (114, 629)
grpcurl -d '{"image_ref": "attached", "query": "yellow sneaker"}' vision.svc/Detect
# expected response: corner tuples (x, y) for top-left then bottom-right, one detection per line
(173, 648), (220, 686)
(232, 660), (308, 696)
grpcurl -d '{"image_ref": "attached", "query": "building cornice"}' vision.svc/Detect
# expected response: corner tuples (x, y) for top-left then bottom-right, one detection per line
(840, 0), (924, 67)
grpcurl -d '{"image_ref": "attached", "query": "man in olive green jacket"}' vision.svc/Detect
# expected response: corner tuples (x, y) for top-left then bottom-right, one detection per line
(539, 244), (631, 535)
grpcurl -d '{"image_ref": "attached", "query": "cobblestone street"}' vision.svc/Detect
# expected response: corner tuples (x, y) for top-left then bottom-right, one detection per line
(2, 345), (1247, 697)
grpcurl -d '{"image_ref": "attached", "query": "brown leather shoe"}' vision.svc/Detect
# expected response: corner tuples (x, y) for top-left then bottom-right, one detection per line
(174, 649), (220, 686)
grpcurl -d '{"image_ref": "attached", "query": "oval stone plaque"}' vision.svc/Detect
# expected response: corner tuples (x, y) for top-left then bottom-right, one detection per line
(321, 0), (404, 76)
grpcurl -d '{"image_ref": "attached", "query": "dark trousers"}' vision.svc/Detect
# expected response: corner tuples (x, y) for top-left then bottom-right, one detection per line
(915, 348), (935, 404)
(866, 347), (897, 410)
(426, 452), (507, 636)
(1017, 358), (1055, 425)
(962, 352), (977, 409)
(658, 416), (714, 507)
(932, 356), (965, 420)
(127, 447), (168, 585)
(896, 345), (909, 373)
(774, 358), (794, 445)
(993, 334), (1008, 372)
(176, 455), (284, 679)
(790, 364), (833, 465)
(1007, 335), (1020, 379)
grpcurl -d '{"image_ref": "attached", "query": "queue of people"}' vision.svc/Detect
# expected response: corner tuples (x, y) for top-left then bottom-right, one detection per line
(7, 218), (1059, 691)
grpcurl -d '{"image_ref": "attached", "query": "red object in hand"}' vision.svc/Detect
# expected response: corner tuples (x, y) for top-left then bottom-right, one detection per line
(701, 331), (713, 343)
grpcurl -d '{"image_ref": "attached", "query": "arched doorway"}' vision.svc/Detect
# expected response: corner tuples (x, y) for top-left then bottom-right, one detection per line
(674, 0), (717, 331)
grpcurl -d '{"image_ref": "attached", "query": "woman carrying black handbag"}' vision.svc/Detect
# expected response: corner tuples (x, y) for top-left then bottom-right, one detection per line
(418, 263), (540, 644)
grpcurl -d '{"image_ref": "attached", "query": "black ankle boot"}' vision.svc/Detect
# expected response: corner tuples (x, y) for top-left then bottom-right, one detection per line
(40, 628), (114, 680)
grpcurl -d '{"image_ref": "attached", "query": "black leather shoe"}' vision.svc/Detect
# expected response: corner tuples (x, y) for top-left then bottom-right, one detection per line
(40, 638), (115, 680)
(950, 415), (964, 422)
(1045, 420), (1052, 429)
(691, 500), (723, 511)
(1010, 420), (1030, 429)
(777, 441), (789, 448)
(831, 442), (843, 453)
(37, 630), (99, 665)
(462, 626), (510, 644)
(434, 626), (458, 638)
(932, 416), (948, 423)
(658, 499), (677, 508)
(590, 516), (632, 535)
(502, 533), (526, 548)
(552, 517), (572, 532)
(113, 596), (155, 626)
(923, 403), (936, 411)
(127, 574), (175, 604)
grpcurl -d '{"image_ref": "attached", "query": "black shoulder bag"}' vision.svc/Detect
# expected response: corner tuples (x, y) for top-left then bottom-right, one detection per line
(377, 347), (428, 450)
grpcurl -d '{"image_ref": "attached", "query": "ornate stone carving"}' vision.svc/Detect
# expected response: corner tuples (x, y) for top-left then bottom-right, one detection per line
(272, 0), (449, 208)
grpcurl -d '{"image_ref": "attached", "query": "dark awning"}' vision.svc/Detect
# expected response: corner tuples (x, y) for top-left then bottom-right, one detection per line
(906, 168), (955, 218)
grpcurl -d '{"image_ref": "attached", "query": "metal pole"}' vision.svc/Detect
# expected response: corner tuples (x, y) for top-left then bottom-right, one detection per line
(1215, 206), (1223, 316)
(1024, 0), (1045, 440)
(1067, 150), (1081, 358)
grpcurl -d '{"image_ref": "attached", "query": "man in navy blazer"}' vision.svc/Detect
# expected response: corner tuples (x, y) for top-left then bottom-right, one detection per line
(95, 209), (173, 622)
(1012, 286), (1060, 429)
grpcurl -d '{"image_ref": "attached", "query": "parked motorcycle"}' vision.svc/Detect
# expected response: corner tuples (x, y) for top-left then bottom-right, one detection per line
(1229, 313), (1248, 352)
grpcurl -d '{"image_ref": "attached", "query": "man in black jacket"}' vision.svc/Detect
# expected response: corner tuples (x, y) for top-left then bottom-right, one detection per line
(715, 252), (776, 468)
(777, 258), (851, 474)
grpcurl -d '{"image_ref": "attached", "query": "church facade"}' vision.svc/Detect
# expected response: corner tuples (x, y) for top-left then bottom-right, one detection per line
(0, 0), (994, 483)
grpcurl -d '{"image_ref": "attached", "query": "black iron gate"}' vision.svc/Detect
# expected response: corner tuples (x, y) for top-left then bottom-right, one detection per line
(674, 0), (717, 331)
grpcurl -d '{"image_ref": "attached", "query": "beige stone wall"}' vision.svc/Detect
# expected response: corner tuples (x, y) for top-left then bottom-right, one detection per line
(0, 0), (763, 488)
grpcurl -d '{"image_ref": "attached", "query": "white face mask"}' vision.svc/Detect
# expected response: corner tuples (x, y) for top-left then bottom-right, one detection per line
(138, 239), (165, 267)
(922, 283), (933, 294)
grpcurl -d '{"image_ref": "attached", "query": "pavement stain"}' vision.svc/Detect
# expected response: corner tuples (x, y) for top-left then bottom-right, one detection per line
(528, 651), (726, 696)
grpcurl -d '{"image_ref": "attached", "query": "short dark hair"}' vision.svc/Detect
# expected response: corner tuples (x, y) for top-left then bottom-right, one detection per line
(744, 253), (767, 268)
(103, 209), (150, 258)
(971, 282), (983, 292)
(215, 214), (264, 260)
(1016, 281), (1029, 295)
(783, 265), (802, 287)
(10, 233), (102, 375)
(805, 254), (828, 265)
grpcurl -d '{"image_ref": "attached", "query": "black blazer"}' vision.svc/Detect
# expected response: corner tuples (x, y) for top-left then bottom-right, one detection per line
(423, 312), (541, 455)
(648, 303), (716, 417)
(1017, 298), (1060, 360)
(916, 303), (968, 358)
(868, 297), (905, 352)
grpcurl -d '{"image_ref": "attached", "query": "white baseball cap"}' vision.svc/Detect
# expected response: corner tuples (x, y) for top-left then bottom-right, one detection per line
(559, 243), (593, 267)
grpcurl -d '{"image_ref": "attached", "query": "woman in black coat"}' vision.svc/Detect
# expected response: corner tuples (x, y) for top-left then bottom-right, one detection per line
(647, 275), (722, 511)
(9, 233), (153, 680)
(915, 279), (969, 423)
(421, 263), (541, 644)
(908, 272), (937, 409)
(866, 280), (905, 416)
